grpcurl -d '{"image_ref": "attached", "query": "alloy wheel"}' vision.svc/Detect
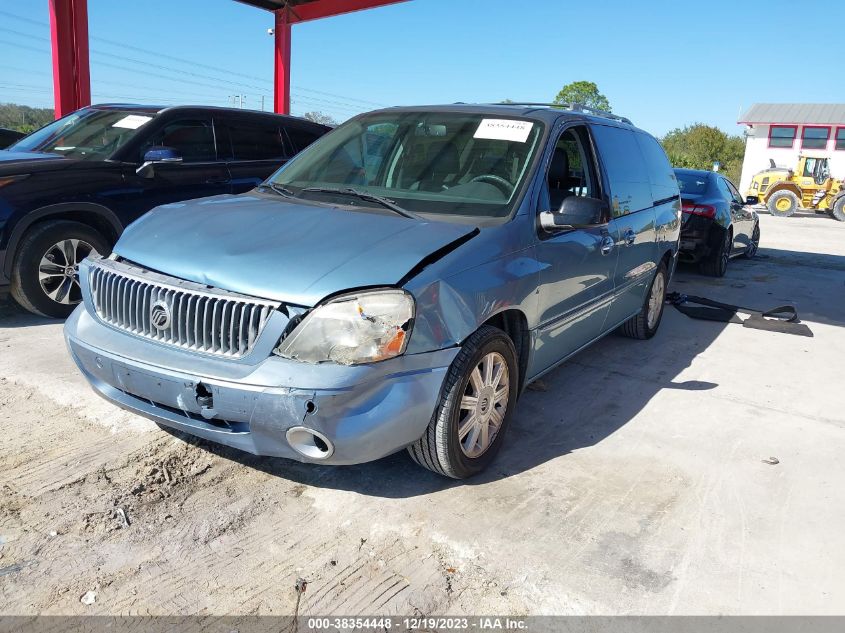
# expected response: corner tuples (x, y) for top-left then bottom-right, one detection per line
(458, 351), (510, 458)
(38, 239), (98, 305)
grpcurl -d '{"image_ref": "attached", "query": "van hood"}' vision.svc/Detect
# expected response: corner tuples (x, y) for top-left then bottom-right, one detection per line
(114, 192), (478, 306)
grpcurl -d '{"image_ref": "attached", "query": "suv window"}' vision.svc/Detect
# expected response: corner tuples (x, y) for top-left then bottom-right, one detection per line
(224, 119), (288, 161)
(143, 118), (216, 163)
(542, 126), (600, 218)
(634, 132), (678, 204)
(590, 124), (652, 217)
(286, 126), (323, 153)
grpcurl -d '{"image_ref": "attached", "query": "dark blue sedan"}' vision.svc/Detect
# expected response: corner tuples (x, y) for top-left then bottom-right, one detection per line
(675, 168), (760, 276)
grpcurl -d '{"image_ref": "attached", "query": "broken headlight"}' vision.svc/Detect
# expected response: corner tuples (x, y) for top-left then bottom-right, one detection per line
(274, 289), (414, 365)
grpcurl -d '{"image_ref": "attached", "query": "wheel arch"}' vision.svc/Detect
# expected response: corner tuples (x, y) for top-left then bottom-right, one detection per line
(3, 203), (123, 278)
(478, 308), (530, 396)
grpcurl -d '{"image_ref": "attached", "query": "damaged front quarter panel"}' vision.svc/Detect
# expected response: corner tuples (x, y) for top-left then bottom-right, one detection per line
(401, 224), (542, 355)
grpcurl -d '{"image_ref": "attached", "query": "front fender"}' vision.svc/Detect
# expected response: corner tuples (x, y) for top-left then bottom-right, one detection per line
(404, 246), (541, 355)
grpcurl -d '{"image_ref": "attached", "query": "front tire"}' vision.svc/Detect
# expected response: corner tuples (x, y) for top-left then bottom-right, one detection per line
(10, 220), (109, 318)
(408, 325), (518, 479)
(619, 261), (667, 340)
(767, 190), (799, 217)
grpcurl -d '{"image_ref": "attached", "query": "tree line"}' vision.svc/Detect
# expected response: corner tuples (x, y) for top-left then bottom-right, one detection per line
(0, 103), (55, 134)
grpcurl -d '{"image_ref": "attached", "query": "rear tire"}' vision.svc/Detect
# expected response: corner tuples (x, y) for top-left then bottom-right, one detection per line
(619, 261), (667, 340)
(700, 229), (731, 277)
(408, 325), (518, 479)
(10, 220), (109, 318)
(767, 190), (799, 217)
(832, 195), (845, 222)
(741, 222), (760, 258)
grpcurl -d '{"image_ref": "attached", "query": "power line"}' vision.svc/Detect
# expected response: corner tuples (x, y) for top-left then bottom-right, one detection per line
(0, 8), (389, 109)
(0, 30), (366, 116)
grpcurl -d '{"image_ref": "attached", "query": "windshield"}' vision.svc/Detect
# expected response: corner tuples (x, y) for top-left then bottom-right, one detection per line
(675, 171), (709, 195)
(269, 111), (544, 218)
(9, 108), (156, 160)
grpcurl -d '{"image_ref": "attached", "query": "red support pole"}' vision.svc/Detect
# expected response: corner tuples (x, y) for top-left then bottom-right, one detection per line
(273, 10), (291, 115)
(49, 0), (91, 119)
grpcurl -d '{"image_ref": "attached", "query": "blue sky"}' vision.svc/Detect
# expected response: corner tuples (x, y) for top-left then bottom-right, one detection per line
(1, 0), (843, 136)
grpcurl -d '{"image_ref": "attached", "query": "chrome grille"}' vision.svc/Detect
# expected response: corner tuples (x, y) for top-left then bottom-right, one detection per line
(89, 259), (280, 358)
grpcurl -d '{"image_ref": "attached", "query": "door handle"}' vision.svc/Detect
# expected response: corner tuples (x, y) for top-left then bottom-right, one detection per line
(205, 178), (230, 185)
(622, 229), (636, 246)
(600, 235), (615, 255)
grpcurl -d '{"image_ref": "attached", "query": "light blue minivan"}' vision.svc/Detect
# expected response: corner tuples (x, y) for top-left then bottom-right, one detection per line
(65, 103), (680, 478)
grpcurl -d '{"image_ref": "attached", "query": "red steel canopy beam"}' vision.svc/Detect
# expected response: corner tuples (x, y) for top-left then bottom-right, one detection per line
(284, 0), (408, 23)
(49, 0), (91, 118)
(258, 0), (407, 115)
(274, 10), (292, 115)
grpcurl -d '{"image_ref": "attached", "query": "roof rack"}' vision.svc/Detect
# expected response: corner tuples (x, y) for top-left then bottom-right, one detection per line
(492, 102), (632, 125)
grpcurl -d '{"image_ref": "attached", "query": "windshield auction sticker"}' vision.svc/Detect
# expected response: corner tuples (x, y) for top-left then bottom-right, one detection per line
(474, 118), (534, 143)
(112, 115), (153, 129)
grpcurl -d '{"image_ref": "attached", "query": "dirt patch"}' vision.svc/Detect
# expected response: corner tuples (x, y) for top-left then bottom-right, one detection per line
(0, 381), (512, 616)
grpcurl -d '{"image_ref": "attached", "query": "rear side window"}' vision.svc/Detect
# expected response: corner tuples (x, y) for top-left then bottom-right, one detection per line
(634, 132), (678, 204)
(590, 124), (652, 217)
(286, 126), (323, 153)
(226, 119), (288, 161)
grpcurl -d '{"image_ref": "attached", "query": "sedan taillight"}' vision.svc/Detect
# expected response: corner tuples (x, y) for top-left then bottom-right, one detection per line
(682, 203), (716, 218)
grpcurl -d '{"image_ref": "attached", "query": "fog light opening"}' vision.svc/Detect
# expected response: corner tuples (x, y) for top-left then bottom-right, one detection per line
(286, 426), (334, 460)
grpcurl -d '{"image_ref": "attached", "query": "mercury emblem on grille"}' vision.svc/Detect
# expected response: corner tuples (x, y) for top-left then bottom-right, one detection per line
(150, 300), (172, 331)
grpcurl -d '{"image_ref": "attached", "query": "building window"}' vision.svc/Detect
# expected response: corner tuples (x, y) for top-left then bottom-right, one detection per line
(801, 126), (830, 150)
(836, 127), (845, 151)
(768, 125), (797, 148)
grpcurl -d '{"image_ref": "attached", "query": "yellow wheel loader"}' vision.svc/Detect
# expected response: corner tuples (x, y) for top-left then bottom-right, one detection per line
(746, 156), (845, 221)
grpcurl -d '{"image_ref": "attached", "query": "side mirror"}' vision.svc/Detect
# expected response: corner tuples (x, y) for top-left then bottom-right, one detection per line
(745, 195), (760, 205)
(136, 146), (183, 178)
(540, 195), (607, 231)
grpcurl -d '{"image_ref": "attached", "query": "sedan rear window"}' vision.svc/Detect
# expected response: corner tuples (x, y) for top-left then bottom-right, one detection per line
(675, 171), (709, 194)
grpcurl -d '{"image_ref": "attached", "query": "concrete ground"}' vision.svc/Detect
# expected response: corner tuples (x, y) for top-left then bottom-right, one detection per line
(0, 212), (843, 616)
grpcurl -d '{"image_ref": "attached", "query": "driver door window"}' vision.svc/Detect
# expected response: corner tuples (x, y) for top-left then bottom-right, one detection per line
(542, 126), (600, 224)
(142, 118), (217, 163)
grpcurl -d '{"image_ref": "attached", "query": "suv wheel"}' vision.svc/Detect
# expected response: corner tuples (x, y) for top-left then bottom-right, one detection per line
(619, 261), (667, 340)
(767, 190), (799, 217)
(832, 195), (845, 222)
(700, 229), (731, 277)
(10, 220), (109, 318)
(408, 325), (518, 479)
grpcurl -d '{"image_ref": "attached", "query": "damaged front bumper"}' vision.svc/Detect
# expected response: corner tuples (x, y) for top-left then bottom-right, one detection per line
(64, 306), (458, 465)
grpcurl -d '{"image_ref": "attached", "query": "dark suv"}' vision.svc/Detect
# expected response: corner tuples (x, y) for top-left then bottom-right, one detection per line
(0, 104), (330, 317)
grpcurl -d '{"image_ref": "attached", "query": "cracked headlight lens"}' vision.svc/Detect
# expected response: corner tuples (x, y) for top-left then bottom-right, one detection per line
(274, 289), (414, 365)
